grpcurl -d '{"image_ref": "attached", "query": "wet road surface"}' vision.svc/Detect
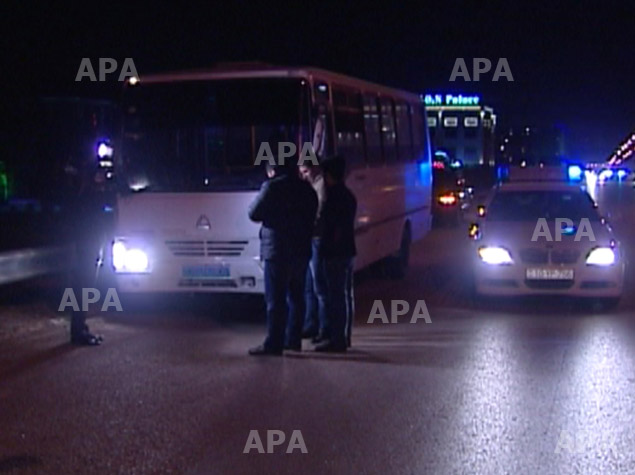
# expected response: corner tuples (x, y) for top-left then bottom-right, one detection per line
(1, 182), (635, 474)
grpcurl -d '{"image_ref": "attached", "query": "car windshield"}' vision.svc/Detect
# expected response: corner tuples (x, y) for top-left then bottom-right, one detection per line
(486, 189), (601, 221)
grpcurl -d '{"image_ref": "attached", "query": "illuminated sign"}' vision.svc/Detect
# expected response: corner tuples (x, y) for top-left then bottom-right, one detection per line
(423, 94), (481, 107)
(443, 117), (458, 127)
(464, 117), (479, 127)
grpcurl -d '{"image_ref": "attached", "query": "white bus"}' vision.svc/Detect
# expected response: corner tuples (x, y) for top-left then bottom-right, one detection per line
(110, 64), (432, 294)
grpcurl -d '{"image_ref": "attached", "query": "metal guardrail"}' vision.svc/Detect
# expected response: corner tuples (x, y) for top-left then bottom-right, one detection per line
(0, 246), (74, 286)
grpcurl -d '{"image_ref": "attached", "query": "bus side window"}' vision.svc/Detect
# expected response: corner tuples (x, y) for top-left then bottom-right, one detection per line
(380, 97), (397, 163)
(333, 87), (365, 167)
(363, 94), (382, 164)
(395, 102), (412, 162)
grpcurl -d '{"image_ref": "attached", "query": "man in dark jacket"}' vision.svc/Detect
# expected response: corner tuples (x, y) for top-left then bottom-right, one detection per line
(248, 160), (318, 355)
(66, 164), (112, 345)
(315, 155), (357, 352)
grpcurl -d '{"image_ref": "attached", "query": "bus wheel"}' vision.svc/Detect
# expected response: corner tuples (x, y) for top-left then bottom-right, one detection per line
(387, 225), (411, 279)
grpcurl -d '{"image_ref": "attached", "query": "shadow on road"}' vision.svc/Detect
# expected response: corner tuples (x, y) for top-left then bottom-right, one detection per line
(0, 455), (42, 472)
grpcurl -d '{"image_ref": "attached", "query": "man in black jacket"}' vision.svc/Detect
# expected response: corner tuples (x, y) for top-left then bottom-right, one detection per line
(248, 160), (318, 355)
(61, 156), (110, 345)
(315, 155), (357, 352)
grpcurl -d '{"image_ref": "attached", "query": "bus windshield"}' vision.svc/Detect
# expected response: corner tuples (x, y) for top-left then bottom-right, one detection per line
(120, 78), (311, 192)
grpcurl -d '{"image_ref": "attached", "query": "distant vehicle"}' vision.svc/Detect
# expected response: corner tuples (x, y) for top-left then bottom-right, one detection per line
(432, 166), (473, 226)
(110, 64), (432, 294)
(467, 167), (624, 307)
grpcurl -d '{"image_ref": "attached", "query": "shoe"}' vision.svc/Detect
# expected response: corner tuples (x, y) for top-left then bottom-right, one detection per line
(311, 332), (328, 344)
(248, 344), (283, 356)
(301, 328), (317, 339)
(314, 341), (347, 353)
(71, 331), (103, 346)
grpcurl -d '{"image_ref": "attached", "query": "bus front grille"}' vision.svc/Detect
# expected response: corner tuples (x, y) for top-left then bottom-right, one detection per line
(166, 240), (248, 257)
(206, 241), (249, 257)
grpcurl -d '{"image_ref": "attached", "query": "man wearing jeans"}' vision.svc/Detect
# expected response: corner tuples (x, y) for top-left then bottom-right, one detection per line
(298, 162), (328, 342)
(315, 155), (357, 352)
(248, 160), (318, 356)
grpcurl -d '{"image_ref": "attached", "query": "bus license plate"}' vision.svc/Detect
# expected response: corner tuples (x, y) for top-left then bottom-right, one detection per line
(182, 264), (230, 279)
(526, 268), (574, 280)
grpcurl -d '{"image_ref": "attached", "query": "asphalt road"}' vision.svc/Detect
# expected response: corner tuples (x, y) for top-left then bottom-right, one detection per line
(1, 181), (635, 474)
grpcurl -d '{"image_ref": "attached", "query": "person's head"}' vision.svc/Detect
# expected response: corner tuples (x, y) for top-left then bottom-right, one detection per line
(266, 159), (296, 179)
(320, 155), (346, 186)
(299, 162), (321, 182)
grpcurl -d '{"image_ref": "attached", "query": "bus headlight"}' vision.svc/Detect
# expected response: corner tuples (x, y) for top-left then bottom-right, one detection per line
(478, 246), (513, 265)
(586, 247), (615, 266)
(112, 241), (150, 273)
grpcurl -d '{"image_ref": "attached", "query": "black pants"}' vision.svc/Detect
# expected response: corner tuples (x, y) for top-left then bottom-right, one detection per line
(263, 257), (309, 351)
(67, 221), (109, 337)
(324, 257), (354, 347)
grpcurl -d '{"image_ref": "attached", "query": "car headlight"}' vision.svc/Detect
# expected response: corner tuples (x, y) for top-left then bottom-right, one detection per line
(112, 241), (150, 272)
(586, 247), (616, 266)
(478, 246), (513, 265)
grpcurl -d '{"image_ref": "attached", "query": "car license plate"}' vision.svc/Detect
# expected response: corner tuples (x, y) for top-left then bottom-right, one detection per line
(182, 264), (230, 279)
(526, 268), (574, 280)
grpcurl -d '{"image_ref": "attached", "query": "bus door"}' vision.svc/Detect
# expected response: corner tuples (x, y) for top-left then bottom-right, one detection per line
(311, 80), (334, 160)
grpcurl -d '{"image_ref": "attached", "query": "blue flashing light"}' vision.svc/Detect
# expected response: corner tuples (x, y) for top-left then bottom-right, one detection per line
(561, 225), (576, 235)
(567, 165), (583, 181)
(598, 169), (613, 182)
(497, 164), (510, 182)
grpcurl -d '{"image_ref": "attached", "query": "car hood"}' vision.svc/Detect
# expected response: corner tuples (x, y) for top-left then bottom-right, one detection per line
(478, 219), (617, 251)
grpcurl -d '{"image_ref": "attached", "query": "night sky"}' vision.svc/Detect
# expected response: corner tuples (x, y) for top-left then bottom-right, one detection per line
(2, 2), (633, 160)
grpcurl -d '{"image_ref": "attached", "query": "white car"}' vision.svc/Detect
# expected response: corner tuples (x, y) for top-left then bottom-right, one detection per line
(468, 171), (625, 307)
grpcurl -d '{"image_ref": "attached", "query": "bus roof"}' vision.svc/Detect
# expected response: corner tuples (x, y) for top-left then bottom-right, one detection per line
(130, 63), (422, 103)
